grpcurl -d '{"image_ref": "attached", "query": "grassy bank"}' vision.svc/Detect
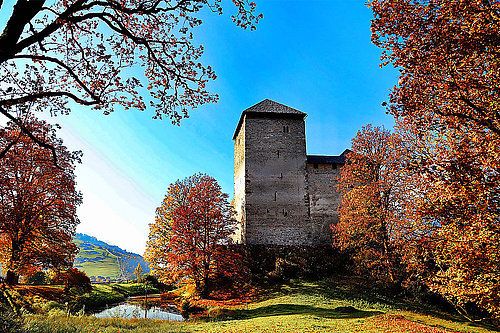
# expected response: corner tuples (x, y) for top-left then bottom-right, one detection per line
(69, 282), (164, 313)
(9, 281), (163, 315)
(17, 277), (499, 333)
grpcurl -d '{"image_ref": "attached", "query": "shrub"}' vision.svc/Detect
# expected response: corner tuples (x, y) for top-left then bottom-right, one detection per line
(49, 268), (92, 293)
(22, 271), (47, 285)
(0, 305), (23, 333)
(207, 306), (231, 321)
(47, 308), (67, 318)
(41, 301), (65, 313)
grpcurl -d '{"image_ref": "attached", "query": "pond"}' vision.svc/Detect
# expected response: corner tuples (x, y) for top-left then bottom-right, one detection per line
(94, 303), (184, 321)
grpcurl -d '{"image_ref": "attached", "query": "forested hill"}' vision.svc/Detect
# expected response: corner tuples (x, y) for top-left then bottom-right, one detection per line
(73, 233), (150, 282)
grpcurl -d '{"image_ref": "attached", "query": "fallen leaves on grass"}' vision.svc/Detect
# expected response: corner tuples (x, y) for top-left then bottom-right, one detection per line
(370, 314), (460, 333)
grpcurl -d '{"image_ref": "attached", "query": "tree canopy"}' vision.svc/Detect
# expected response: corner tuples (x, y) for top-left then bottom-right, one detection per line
(145, 173), (239, 298)
(0, 0), (261, 157)
(0, 116), (82, 285)
(368, 0), (500, 320)
(334, 125), (403, 282)
(370, 0), (500, 136)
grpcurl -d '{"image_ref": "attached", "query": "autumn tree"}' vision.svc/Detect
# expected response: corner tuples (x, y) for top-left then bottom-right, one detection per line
(134, 263), (143, 280)
(334, 125), (405, 281)
(0, 116), (82, 285)
(0, 0), (262, 159)
(392, 120), (500, 320)
(145, 173), (238, 298)
(370, 0), (500, 319)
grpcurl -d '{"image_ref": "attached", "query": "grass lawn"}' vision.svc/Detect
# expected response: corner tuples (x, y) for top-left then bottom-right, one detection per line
(19, 277), (499, 333)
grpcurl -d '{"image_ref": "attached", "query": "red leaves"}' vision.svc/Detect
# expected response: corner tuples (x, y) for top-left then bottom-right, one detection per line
(370, 0), (500, 136)
(145, 173), (240, 298)
(370, 0), (500, 319)
(0, 116), (81, 284)
(0, 1), (261, 125)
(334, 125), (401, 282)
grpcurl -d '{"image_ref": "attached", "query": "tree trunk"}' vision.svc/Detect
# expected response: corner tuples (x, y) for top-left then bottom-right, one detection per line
(5, 270), (19, 285)
(199, 282), (209, 299)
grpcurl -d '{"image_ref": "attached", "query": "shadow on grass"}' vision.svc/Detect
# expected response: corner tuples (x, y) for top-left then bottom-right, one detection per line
(271, 278), (500, 332)
(225, 304), (382, 321)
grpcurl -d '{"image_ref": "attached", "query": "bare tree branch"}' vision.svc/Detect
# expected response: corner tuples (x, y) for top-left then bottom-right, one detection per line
(0, 91), (99, 107)
(0, 130), (22, 159)
(12, 54), (101, 102)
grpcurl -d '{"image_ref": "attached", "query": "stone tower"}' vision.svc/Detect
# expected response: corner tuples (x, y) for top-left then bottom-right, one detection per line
(232, 99), (312, 245)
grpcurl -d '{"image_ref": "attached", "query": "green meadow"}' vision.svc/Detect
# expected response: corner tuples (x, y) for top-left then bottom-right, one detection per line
(15, 277), (499, 333)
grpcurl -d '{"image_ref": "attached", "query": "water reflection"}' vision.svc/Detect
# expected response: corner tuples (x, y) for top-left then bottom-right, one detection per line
(94, 303), (183, 321)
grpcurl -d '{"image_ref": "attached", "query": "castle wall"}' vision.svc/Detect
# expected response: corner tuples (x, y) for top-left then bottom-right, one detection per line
(244, 115), (312, 245)
(232, 100), (346, 247)
(232, 120), (246, 244)
(306, 163), (342, 244)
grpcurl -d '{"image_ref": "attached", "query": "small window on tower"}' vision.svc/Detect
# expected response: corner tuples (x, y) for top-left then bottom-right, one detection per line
(313, 164), (318, 169)
(332, 164), (337, 169)
(274, 191), (277, 201)
(277, 150), (280, 158)
(282, 125), (289, 133)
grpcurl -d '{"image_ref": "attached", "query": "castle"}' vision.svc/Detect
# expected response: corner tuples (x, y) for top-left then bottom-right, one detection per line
(232, 99), (348, 246)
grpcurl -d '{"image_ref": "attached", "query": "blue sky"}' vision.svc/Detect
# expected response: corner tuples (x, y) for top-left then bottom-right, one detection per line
(1, 0), (397, 254)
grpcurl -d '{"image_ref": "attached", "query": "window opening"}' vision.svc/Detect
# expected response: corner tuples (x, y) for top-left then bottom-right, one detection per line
(274, 191), (277, 201)
(313, 164), (318, 169)
(332, 164), (337, 169)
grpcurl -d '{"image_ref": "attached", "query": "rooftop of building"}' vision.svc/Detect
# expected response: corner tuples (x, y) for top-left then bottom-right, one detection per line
(306, 149), (351, 164)
(233, 99), (307, 139)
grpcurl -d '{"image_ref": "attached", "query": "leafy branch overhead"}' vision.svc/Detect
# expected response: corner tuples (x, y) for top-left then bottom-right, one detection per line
(0, 0), (262, 122)
(370, 0), (500, 136)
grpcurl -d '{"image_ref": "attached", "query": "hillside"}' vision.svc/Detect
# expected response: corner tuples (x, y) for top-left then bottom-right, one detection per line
(73, 233), (150, 282)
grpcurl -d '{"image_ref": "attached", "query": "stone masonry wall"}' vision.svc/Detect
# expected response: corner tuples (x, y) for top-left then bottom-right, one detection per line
(232, 120), (246, 244)
(306, 163), (342, 244)
(244, 115), (312, 245)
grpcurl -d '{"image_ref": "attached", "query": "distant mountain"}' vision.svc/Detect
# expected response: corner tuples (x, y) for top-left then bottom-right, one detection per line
(73, 233), (150, 281)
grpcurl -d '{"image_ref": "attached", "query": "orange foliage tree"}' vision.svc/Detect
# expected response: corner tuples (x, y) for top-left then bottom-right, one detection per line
(145, 173), (239, 298)
(370, 0), (500, 319)
(334, 125), (405, 282)
(0, 117), (81, 285)
(0, 0), (261, 159)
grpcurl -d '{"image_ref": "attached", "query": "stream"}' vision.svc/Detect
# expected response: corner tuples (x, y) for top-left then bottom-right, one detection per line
(93, 299), (183, 321)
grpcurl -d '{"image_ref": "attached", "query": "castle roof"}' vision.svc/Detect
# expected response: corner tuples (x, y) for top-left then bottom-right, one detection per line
(233, 99), (307, 139)
(307, 149), (351, 164)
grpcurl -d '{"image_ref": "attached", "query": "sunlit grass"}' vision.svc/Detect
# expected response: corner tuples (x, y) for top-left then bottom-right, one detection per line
(18, 278), (500, 332)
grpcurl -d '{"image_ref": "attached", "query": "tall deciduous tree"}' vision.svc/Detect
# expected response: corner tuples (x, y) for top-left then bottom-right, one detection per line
(395, 120), (500, 320)
(0, 116), (81, 285)
(145, 173), (238, 298)
(334, 125), (403, 282)
(134, 263), (143, 280)
(370, 0), (500, 319)
(0, 0), (261, 158)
